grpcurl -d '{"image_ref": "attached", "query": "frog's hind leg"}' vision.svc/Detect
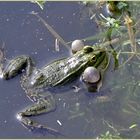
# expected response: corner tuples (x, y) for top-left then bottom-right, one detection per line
(2, 55), (34, 80)
(16, 93), (59, 134)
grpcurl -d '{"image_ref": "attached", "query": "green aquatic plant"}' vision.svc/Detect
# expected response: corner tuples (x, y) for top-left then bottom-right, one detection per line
(106, 1), (129, 16)
(80, 2), (140, 139)
(99, 131), (121, 139)
(31, 0), (46, 10)
(86, 1), (139, 69)
(99, 14), (120, 29)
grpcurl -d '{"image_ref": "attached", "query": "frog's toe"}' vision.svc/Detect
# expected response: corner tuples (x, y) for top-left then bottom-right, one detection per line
(16, 112), (60, 135)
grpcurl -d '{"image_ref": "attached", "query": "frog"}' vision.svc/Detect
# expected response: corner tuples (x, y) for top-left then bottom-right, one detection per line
(0, 45), (109, 134)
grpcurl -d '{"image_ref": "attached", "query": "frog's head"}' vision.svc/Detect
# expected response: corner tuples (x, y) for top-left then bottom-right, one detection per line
(76, 46), (107, 68)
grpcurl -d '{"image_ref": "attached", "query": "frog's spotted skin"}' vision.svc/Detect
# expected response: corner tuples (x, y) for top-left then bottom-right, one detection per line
(1, 46), (108, 134)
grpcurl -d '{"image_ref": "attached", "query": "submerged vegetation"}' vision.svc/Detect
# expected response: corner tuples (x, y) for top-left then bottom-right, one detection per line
(80, 1), (140, 138)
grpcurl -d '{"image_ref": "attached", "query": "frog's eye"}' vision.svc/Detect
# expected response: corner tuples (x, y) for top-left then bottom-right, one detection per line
(92, 55), (96, 61)
(83, 46), (93, 53)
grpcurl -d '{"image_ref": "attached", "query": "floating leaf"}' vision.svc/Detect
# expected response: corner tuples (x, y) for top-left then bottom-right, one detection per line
(129, 124), (137, 129)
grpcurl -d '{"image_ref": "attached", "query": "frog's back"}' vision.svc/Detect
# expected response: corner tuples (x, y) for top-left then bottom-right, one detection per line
(41, 56), (86, 87)
(41, 59), (67, 86)
(30, 46), (107, 89)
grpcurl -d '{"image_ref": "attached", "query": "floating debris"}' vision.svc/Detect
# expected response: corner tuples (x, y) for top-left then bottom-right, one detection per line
(57, 120), (62, 126)
(55, 38), (60, 52)
(129, 124), (137, 129)
(68, 112), (85, 120)
(63, 102), (66, 108)
(72, 85), (81, 93)
(31, 12), (70, 50)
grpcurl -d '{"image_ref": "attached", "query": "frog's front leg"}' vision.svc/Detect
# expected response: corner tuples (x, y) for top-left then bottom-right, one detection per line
(16, 93), (58, 134)
(1, 55), (34, 80)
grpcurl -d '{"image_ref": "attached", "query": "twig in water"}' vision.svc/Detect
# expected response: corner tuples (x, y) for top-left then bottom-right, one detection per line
(124, 15), (136, 52)
(55, 39), (60, 52)
(30, 11), (70, 50)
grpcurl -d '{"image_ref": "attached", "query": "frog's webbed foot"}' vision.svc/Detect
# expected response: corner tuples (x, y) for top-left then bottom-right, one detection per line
(16, 93), (59, 134)
(1, 55), (35, 80)
(17, 115), (60, 134)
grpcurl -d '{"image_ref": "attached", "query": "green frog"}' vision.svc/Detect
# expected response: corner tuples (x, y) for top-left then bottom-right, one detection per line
(0, 46), (109, 134)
